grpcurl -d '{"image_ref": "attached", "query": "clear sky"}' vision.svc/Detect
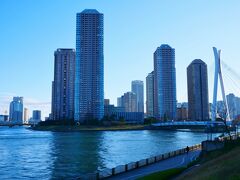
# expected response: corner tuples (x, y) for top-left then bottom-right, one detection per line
(1, 0), (240, 118)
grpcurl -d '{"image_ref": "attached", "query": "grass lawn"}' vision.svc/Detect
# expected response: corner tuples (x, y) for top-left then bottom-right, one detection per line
(176, 140), (240, 180)
(139, 139), (240, 180)
(138, 168), (186, 180)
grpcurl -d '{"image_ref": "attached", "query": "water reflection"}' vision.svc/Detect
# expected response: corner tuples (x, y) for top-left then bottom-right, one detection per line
(98, 130), (208, 169)
(50, 132), (104, 179)
(0, 127), (215, 179)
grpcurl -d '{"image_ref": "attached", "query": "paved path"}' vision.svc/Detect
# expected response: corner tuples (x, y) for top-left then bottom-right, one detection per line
(108, 150), (201, 180)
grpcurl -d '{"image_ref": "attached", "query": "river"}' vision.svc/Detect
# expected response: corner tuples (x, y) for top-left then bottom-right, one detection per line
(0, 126), (214, 179)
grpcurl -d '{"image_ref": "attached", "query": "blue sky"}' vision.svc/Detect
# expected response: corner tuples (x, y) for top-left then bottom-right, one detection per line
(1, 0), (240, 118)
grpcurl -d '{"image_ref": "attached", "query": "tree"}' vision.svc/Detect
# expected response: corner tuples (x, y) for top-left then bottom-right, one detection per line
(110, 114), (116, 121)
(119, 116), (125, 124)
(144, 117), (158, 124)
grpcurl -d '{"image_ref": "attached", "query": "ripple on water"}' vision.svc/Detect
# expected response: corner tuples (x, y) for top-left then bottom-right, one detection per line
(0, 126), (217, 179)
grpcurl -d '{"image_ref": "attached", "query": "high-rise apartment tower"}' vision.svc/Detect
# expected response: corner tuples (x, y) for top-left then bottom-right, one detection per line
(154, 44), (176, 120)
(146, 71), (154, 117)
(9, 97), (23, 122)
(187, 59), (209, 121)
(131, 80), (144, 112)
(52, 48), (75, 120)
(75, 9), (104, 122)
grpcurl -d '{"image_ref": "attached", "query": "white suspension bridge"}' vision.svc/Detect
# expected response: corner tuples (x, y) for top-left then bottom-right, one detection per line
(153, 47), (240, 132)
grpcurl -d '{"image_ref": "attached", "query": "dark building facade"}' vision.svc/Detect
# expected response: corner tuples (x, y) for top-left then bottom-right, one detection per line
(32, 110), (41, 121)
(177, 107), (188, 120)
(187, 59), (209, 121)
(52, 49), (75, 120)
(104, 104), (144, 124)
(9, 97), (23, 122)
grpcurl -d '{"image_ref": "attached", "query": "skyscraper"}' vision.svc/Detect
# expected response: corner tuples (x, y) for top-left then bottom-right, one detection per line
(131, 80), (144, 112)
(104, 99), (110, 106)
(24, 108), (29, 123)
(75, 9), (104, 122)
(216, 100), (225, 118)
(154, 44), (176, 120)
(117, 97), (123, 107)
(235, 96), (240, 117)
(146, 71), (154, 117)
(187, 59), (209, 121)
(226, 93), (237, 120)
(32, 110), (41, 121)
(123, 92), (137, 112)
(52, 48), (75, 120)
(9, 97), (23, 122)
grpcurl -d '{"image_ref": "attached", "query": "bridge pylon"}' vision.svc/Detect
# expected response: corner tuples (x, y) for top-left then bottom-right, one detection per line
(212, 47), (230, 121)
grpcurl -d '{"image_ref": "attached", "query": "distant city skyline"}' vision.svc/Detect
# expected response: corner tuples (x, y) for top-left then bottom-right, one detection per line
(1, 1), (240, 118)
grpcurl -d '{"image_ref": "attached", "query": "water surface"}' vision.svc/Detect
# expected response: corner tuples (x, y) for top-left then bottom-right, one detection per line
(0, 126), (210, 179)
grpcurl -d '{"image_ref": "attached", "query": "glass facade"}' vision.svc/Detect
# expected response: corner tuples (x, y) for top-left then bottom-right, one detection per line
(226, 93), (240, 120)
(123, 92), (137, 112)
(9, 97), (23, 122)
(154, 44), (176, 120)
(32, 110), (41, 121)
(131, 80), (144, 112)
(75, 9), (104, 122)
(146, 71), (154, 117)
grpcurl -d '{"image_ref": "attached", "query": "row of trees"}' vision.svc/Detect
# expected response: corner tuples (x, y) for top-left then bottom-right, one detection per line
(38, 115), (126, 126)
(38, 116), (159, 126)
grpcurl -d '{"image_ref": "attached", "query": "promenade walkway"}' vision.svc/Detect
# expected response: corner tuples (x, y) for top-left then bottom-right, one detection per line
(108, 150), (201, 180)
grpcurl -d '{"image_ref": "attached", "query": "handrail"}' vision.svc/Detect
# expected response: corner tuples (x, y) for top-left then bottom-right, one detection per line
(86, 143), (202, 179)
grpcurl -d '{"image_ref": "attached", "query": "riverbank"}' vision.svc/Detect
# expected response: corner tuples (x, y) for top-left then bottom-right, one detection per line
(31, 124), (148, 132)
(175, 138), (240, 179)
(140, 137), (240, 180)
(31, 124), (229, 133)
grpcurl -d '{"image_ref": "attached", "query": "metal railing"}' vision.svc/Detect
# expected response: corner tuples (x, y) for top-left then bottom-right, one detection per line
(83, 143), (202, 179)
(152, 121), (228, 127)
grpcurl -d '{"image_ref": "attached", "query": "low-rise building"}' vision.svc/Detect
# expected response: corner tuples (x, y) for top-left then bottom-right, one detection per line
(0, 115), (9, 121)
(110, 112), (144, 124)
(104, 101), (144, 123)
(177, 107), (188, 121)
(29, 110), (42, 124)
